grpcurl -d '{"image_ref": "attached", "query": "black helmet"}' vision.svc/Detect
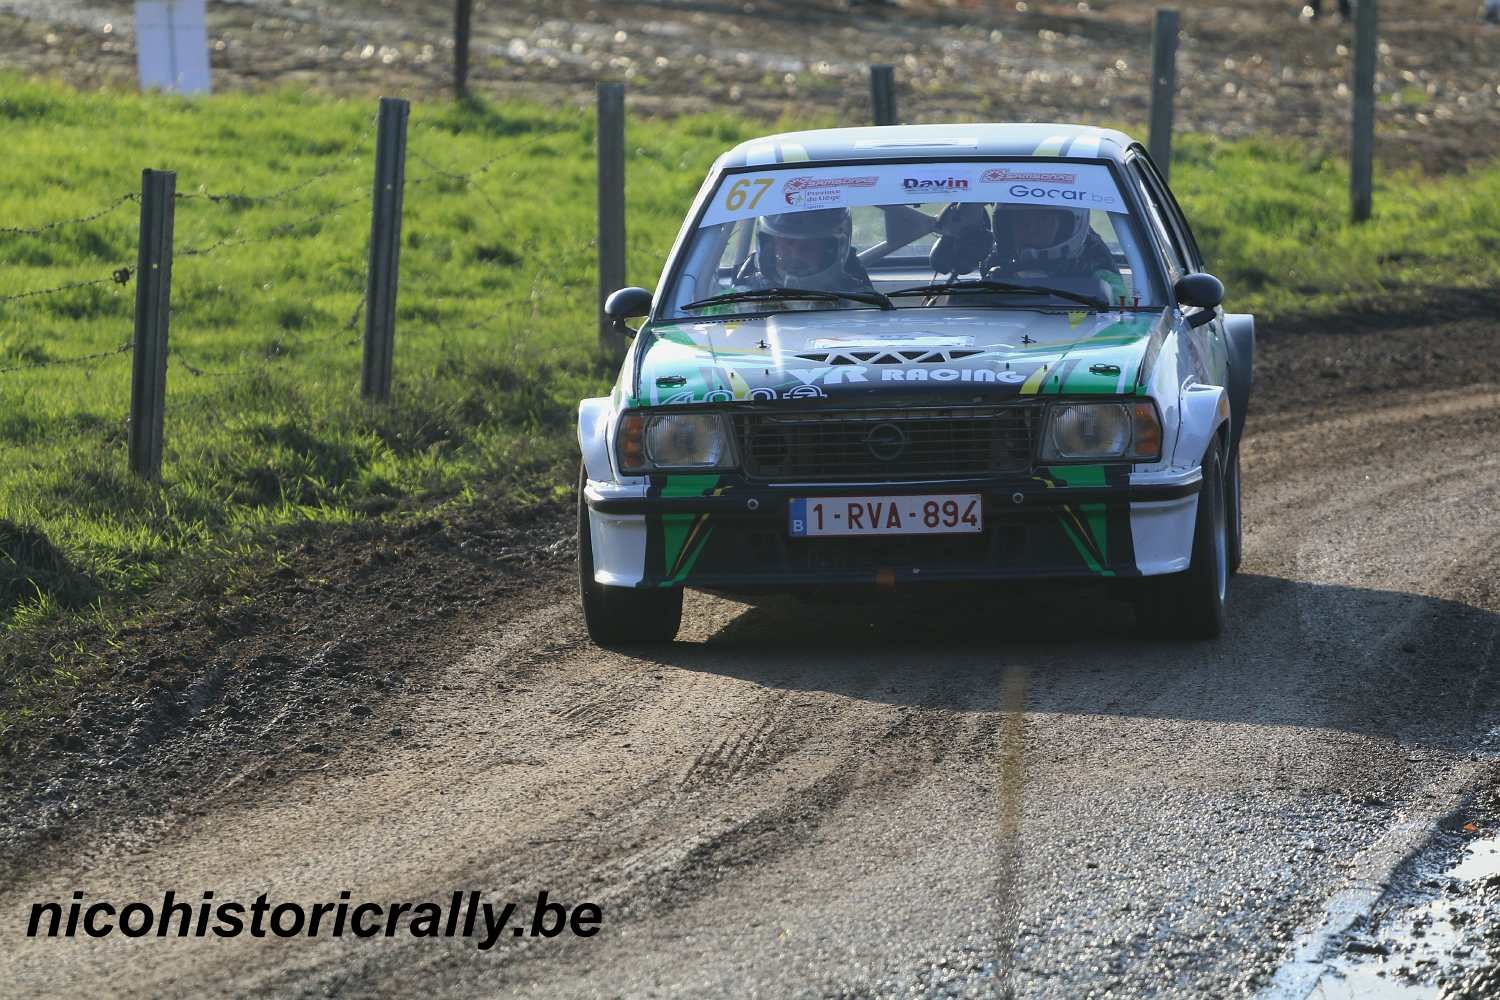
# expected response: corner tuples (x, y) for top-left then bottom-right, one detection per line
(1003, 205), (1090, 265)
(756, 208), (853, 288)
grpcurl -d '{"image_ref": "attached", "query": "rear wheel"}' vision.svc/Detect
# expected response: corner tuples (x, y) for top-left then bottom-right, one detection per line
(1134, 442), (1229, 639)
(578, 467), (683, 645)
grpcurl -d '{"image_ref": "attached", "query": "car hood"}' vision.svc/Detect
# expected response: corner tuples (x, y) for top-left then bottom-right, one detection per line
(630, 308), (1168, 407)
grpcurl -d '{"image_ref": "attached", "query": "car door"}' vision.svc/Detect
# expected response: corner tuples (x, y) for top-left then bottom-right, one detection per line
(1124, 152), (1229, 387)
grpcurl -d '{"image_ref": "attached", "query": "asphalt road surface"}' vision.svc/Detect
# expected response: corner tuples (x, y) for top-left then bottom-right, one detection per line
(3, 375), (1499, 996)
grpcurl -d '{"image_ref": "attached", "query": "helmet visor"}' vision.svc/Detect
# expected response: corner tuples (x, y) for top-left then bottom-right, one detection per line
(1010, 207), (1073, 247)
(770, 234), (842, 278)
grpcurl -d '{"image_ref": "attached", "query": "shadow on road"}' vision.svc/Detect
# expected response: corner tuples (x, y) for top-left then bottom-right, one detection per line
(648, 573), (1500, 750)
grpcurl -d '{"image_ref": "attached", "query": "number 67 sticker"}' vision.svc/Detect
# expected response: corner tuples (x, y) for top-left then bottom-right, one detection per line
(723, 177), (774, 212)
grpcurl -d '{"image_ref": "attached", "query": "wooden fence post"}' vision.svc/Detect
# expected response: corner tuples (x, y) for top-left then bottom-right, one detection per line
(1351, 0), (1377, 222)
(1148, 9), (1179, 180)
(597, 83), (627, 362)
(362, 97), (409, 403)
(870, 65), (897, 126)
(128, 169), (175, 481)
(454, 0), (473, 101)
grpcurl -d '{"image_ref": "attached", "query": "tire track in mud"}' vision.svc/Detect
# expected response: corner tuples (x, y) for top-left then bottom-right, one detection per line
(351, 634), (1029, 996)
(676, 688), (789, 791)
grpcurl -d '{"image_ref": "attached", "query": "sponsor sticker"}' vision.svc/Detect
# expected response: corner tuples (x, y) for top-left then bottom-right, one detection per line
(981, 167), (1078, 185)
(697, 162), (1126, 227)
(901, 172), (972, 194)
(782, 175), (878, 209)
(809, 335), (974, 349)
(1005, 183), (1116, 206)
(880, 368), (1028, 384)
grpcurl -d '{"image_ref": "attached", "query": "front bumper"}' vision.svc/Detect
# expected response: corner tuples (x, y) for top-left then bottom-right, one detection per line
(585, 468), (1202, 589)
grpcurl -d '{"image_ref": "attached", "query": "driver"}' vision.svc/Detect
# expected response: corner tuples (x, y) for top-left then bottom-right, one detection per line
(735, 207), (878, 299)
(984, 205), (1127, 302)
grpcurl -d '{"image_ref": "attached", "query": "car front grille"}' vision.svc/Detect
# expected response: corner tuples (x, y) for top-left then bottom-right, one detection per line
(732, 406), (1037, 482)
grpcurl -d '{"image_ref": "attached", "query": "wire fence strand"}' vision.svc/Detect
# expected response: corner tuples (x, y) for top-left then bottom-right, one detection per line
(173, 156), (363, 208)
(169, 352), (266, 379)
(406, 131), (564, 189)
(0, 194), (139, 237)
(178, 194), (368, 259)
(0, 270), (132, 305)
(0, 341), (132, 376)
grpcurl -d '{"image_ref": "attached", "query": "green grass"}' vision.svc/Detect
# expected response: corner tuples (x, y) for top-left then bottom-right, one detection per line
(1171, 132), (1500, 317)
(1, 76), (1497, 644)
(0, 80), (763, 640)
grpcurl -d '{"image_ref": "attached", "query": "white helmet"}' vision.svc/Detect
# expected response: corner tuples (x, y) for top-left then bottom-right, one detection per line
(1010, 206), (1091, 266)
(756, 208), (853, 289)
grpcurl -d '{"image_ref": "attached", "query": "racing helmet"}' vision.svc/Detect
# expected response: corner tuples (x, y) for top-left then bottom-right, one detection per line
(1007, 205), (1091, 266)
(756, 208), (852, 289)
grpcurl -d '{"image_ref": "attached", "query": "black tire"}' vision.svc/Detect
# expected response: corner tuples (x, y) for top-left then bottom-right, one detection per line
(578, 467), (683, 645)
(1134, 442), (1229, 639)
(1225, 444), (1244, 575)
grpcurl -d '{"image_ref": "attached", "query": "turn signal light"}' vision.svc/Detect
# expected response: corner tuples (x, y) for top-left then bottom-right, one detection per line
(617, 412), (647, 474)
(1132, 400), (1162, 460)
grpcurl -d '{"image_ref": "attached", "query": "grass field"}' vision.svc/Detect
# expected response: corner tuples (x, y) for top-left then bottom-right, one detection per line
(2, 75), (1498, 638)
(0, 79), (760, 635)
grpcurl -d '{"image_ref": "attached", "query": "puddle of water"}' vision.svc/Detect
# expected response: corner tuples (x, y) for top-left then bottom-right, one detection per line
(1450, 833), (1500, 882)
(1302, 826), (1500, 1000)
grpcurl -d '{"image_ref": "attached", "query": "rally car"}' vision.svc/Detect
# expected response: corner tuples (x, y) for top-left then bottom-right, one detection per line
(578, 123), (1253, 643)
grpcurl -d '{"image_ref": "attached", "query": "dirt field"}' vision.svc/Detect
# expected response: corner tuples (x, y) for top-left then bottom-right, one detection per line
(3, 304), (1499, 996)
(2, 0), (1499, 171)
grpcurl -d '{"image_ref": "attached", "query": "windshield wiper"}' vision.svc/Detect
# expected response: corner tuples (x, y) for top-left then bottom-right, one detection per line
(682, 286), (895, 312)
(888, 279), (1108, 310)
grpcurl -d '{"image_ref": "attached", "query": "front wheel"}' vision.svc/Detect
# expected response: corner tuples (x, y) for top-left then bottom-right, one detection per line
(578, 467), (683, 645)
(1134, 442), (1229, 639)
(1225, 443), (1244, 575)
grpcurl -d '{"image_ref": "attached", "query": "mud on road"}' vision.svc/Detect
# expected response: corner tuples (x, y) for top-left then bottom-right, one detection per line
(2, 304), (1499, 996)
(4, 0), (1500, 171)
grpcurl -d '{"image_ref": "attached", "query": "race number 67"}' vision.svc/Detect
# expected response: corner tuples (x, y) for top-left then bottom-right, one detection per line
(724, 178), (774, 211)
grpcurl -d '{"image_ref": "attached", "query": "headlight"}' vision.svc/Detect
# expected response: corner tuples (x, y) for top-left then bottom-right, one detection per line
(617, 413), (734, 473)
(1041, 401), (1162, 462)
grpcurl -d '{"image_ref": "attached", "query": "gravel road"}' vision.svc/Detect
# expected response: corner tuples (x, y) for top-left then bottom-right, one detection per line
(2, 317), (1499, 996)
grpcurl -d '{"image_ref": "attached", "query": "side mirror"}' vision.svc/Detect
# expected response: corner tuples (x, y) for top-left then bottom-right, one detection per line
(604, 287), (653, 338)
(1175, 273), (1224, 329)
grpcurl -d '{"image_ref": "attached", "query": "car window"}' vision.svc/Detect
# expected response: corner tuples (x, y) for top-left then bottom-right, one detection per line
(664, 160), (1166, 317)
(1136, 155), (1205, 270)
(848, 204), (940, 258)
(1127, 159), (1187, 278)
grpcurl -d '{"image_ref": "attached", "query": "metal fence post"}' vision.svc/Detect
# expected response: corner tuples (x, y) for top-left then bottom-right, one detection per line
(363, 96), (409, 403)
(454, 0), (473, 101)
(870, 65), (897, 126)
(1350, 0), (1377, 223)
(597, 82), (627, 362)
(1148, 9), (1179, 181)
(128, 169), (175, 481)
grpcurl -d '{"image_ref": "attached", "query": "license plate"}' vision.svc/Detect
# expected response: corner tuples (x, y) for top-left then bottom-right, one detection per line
(788, 494), (982, 538)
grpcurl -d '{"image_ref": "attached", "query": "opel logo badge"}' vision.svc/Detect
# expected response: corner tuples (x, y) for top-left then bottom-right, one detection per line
(864, 422), (907, 461)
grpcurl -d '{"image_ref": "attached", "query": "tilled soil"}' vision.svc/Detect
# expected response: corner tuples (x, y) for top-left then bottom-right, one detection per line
(1, 304), (1499, 996)
(3, 0), (1499, 171)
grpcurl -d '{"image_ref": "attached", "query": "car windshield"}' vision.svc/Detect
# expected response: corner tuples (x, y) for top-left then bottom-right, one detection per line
(661, 159), (1165, 320)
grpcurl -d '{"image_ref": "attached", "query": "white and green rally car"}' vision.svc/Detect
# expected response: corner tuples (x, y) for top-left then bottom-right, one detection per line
(578, 123), (1253, 643)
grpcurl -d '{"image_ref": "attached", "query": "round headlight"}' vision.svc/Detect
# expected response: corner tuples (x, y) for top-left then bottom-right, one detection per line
(1049, 403), (1132, 459)
(645, 414), (729, 468)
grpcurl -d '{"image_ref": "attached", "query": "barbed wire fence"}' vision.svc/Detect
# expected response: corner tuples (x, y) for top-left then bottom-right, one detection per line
(0, 92), (613, 484)
(0, 192), (141, 394)
(10, 8), (1337, 485)
(0, 54), (1034, 484)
